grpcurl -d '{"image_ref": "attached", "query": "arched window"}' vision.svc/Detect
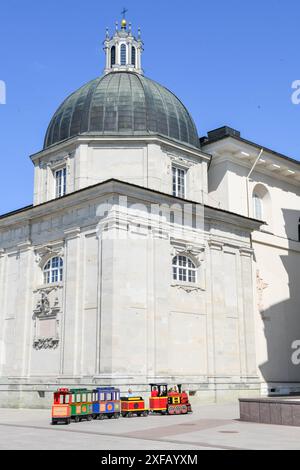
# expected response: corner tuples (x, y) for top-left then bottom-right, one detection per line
(131, 46), (136, 66)
(253, 193), (263, 220)
(172, 255), (197, 283)
(44, 257), (63, 284)
(111, 46), (116, 67)
(120, 44), (127, 65)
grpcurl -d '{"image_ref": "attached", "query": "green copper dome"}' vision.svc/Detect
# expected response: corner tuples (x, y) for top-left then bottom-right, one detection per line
(44, 72), (200, 149)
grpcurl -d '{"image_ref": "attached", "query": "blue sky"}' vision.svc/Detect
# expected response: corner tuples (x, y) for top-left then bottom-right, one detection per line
(0, 0), (300, 213)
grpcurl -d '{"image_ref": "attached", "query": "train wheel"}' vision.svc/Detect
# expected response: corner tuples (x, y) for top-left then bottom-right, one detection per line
(99, 414), (105, 420)
(168, 406), (175, 415)
(87, 415), (93, 421)
(175, 406), (181, 415)
(181, 405), (188, 415)
(93, 414), (97, 420)
(122, 413), (127, 418)
(114, 413), (120, 419)
(74, 416), (80, 423)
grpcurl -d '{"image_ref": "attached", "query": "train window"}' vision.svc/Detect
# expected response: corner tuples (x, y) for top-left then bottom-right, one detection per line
(65, 395), (70, 404)
(106, 393), (112, 401)
(82, 394), (87, 402)
(172, 255), (197, 283)
(87, 394), (91, 402)
(76, 394), (81, 403)
(59, 395), (64, 404)
(100, 393), (105, 401)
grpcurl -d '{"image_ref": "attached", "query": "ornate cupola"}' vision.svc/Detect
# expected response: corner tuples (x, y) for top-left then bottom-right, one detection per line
(103, 12), (144, 75)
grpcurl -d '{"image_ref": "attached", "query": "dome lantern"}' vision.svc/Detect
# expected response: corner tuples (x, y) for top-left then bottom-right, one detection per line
(104, 11), (144, 75)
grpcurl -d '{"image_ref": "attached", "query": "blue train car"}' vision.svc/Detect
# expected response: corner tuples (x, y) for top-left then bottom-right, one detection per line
(92, 387), (121, 419)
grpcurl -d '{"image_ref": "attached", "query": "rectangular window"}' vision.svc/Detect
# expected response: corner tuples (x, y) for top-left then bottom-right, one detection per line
(172, 166), (186, 198)
(55, 167), (67, 198)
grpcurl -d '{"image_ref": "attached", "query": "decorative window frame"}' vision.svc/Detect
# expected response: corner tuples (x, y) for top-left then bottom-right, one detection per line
(34, 243), (64, 287)
(168, 153), (196, 200)
(170, 241), (205, 293)
(54, 167), (67, 198)
(43, 153), (72, 200)
(172, 165), (187, 198)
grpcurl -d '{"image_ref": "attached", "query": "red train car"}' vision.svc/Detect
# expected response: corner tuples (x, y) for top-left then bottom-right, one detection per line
(149, 384), (192, 415)
(121, 396), (149, 417)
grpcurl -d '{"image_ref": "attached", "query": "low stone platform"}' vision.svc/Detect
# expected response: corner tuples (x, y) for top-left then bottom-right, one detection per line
(239, 397), (300, 426)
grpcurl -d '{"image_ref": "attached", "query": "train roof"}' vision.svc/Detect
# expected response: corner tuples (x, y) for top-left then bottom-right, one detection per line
(95, 387), (120, 391)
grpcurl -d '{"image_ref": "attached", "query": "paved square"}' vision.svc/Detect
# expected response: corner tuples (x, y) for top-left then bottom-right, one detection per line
(0, 403), (300, 450)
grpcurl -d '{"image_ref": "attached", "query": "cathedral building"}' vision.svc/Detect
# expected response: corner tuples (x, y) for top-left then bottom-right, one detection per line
(0, 18), (299, 407)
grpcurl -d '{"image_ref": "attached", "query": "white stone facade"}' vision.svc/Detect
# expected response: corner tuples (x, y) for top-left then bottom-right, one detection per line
(0, 134), (262, 407)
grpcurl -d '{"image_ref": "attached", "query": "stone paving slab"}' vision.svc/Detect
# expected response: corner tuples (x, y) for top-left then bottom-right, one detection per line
(0, 403), (299, 450)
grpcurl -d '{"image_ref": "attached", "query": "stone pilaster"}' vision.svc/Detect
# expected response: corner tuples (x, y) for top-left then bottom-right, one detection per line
(239, 247), (257, 376)
(208, 240), (225, 376)
(61, 228), (81, 377)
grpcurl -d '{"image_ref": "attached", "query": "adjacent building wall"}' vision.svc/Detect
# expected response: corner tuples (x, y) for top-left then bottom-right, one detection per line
(206, 140), (300, 395)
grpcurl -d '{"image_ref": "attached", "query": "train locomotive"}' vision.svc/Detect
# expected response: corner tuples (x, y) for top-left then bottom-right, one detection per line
(149, 383), (192, 415)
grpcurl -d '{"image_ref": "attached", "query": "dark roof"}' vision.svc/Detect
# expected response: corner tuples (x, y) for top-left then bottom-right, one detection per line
(0, 204), (33, 220)
(44, 72), (200, 150)
(200, 126), (300, 166)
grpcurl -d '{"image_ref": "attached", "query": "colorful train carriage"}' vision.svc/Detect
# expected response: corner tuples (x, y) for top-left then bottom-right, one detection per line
(92, 387), (121, 420)
(52, 388), (93, 424)
(70, 388), (93, 422)
(121, 396), (149, 417)
(52, 388), (72, 425)
(149, 384), (192, 415)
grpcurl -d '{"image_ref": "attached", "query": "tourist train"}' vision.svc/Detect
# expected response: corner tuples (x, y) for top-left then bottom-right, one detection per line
(51, 384), (192, 425)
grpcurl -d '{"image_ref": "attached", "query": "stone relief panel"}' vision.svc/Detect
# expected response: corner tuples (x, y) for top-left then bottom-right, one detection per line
(32, 286), (63, 350)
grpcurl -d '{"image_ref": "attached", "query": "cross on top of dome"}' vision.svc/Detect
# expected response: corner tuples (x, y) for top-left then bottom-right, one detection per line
(103, 13), (144, 75)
